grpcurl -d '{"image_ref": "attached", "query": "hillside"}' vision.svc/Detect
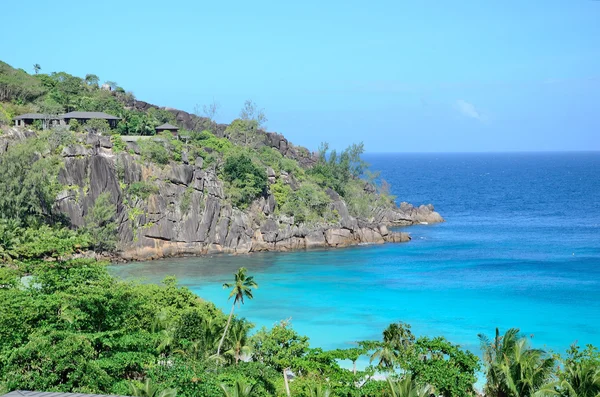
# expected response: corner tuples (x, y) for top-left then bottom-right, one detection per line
(0, 61), (442, 261)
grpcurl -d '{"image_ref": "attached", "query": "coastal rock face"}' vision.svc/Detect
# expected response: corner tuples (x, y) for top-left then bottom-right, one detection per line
(2, 128), (442, 260)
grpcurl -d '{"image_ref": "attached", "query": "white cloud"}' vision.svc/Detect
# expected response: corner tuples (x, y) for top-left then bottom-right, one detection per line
(455, 99), (484, 121)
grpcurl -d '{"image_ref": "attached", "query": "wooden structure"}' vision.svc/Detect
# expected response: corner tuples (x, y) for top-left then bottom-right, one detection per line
(155, 122), (180, 136)
(14, 111), (121, 130)
(13, 113), (61, 129)
(61, 112), (121, 128)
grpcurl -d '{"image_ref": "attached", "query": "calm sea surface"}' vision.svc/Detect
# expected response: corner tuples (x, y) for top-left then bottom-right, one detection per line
(110, 152), (600, 365)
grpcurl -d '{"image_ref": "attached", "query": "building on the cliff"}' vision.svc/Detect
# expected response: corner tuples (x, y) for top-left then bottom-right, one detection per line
(13, 111), (121, 130)
(155, 122), (179, 137)
(61, 111), (121, 128)
(13, 113), (61, 129)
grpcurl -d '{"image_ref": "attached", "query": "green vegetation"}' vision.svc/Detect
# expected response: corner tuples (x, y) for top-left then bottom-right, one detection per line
(217, 267), (258, 357)
(3, 60), (597, 397)
(82, 192), (118, 252)
(223, 152), (268, 208)
(7, 258), (579, 397)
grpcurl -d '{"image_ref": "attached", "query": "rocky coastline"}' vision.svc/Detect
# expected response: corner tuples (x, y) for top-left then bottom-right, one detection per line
(1, 126), (443, 262)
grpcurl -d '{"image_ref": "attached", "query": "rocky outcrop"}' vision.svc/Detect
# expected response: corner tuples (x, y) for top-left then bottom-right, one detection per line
(4, 129), (442, 261)
(55, 136), (437, 260)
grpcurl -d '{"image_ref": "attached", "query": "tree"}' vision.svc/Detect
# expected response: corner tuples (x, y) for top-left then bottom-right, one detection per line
(222, 152), (268, 208)
(239, 99), (267, 129)
(85, 74), (100, 87)
(479, 328), (555, 397)
(216, 268), (258, 357)
(129, 378), (177, 397)
(0, 139), (62, 226)
(33, 64), (41, 74)
(225, 319), (254, 365)
(368, 322), (415, 371)
(84, 118), (111, 135)
(251, 320), (310, 397)
(104, 81), (118, 90)
(83, 192), (118, 252)
(333, 346), (366, 375)
(408, 336), (479, 397)
(308, 142), (367, 196)
(387, 374), (434, 397)
(194, 99), (221, 122)
(557, 344), (600, 397)
(220, 379), (257, 397)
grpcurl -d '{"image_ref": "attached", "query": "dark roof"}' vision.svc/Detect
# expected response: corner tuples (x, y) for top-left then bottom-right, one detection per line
(61, 112), (120, 120)
(14, 113), (61, 120)
(155, 123), (179, 130)
(1, 391), (129, 397)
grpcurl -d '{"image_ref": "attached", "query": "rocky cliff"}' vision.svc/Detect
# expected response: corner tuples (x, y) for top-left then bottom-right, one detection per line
(1, 126), (443, 261)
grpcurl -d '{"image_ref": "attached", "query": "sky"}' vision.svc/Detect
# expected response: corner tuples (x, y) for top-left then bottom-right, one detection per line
(2, 0), (600, 152)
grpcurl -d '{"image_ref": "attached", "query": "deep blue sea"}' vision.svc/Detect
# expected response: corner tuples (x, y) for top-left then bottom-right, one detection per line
(111, 152), (600, 369)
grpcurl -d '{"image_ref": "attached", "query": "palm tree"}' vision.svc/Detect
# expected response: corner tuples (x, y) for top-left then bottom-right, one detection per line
(225, 319), (253, 364)
(220, 379), (256, 397)
(33, 64), (41, 74)
(216, 267), (258, 357)
(558, 360), (600, 397)
(479, 328), (556, 397)
(128, 379), (177, 397)
(387, 375), (433, 397)
(370, 342), (400, 370)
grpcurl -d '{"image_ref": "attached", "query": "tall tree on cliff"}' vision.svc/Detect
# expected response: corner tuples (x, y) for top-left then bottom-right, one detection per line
(216, 267), (258, 357)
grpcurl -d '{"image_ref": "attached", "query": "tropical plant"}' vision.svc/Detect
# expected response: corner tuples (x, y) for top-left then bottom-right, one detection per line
(225, 319), (254, 365)
(129, 378), (177, 397)
(220, 379), (257, 397)
(216, 268), (258, 357)
(33, 64), (41, 74)
(308, 382), (332, 397)
(387, 374), (434, 397)
(557, 344), (600, 397)
(479, 328), (556, 397)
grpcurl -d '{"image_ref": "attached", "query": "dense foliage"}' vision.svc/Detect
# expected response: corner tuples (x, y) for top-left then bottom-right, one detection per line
(3, 60), (598, 397)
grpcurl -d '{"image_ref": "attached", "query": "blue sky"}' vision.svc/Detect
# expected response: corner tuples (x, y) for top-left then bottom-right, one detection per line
(2, 0), (600, 152)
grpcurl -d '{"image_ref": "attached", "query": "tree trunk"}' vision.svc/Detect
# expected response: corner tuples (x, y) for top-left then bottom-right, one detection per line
(216, 303), (235, 356)
(353, 360), (356, 375)
(283, 367), (291, 397)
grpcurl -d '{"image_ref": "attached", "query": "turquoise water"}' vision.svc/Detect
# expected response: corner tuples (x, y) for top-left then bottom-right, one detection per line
(111, 152), (600, 364)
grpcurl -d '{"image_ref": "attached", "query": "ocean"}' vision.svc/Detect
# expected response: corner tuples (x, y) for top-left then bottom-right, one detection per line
(110, 152), (600, 366)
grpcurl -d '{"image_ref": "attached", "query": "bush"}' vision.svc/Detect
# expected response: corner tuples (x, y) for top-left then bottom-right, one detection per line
(222, 152), (267, 208)
(127, 181), (159, 200)
(139, 139), (170, 165)
(190, 130), (233, 154)
(111, 135), (127, 153)
(279, 182), (333, 225)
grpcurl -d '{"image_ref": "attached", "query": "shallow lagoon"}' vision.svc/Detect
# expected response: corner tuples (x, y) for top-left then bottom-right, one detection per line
(111, 152), (600, 364)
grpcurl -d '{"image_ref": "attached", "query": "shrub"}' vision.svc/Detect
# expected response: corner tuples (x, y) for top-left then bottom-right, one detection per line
(127, 181), (159, 200)
(222, 152), (267, 208)
(279, 182), (333, 225)
(190, 130), (233, 154)
(139, 139), (170, 165)
(111, 135), (127, 153)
